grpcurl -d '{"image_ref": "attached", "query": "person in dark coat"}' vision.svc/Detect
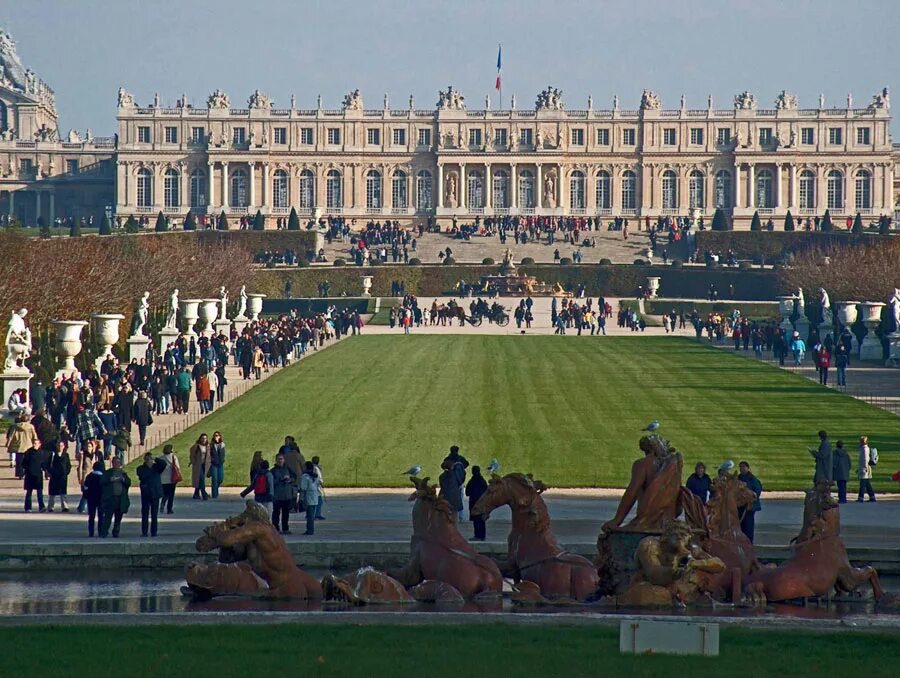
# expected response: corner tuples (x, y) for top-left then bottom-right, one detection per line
(47, 441), (72, 512)
(465, 465), (488, 541)
(99, 457), (131, 538)
(685, 462), (712, 504)
(810, 430), (833, 483)
(136, 452), (166, 537)
(438, 460), (463, 519)
(113, 384), (134, 433)
(132, 391), (153, 446)
(83, 461), (105, 537)
(20, 446), (46, 512)
(737, 461), (763, 543)
(270, 453), (297, 534)
(832, 440), (852, 504)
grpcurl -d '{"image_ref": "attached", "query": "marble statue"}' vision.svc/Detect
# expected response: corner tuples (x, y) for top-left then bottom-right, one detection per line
(789, 128), (797, 147)
(796, 287), (805, 313)
(535, 86), (564, 111)
(219, 287), (229, 321)
(437, 85), (465, 110)
(445, 174), (458, 208)
(819, 288), (833, 325)
(640, 90), (661, 111)
(165, 289), (179, 329)
(67, 129), (82, 143)
(535, 127), (544, 148)
(116, 87), (136, 108)
(734, 91), (757, 110)
(556, 128), (564, 149)
(4, 308), (32, 372)
(484, 127), (493, 147)
(0, 30), (28, 91)
(342, 89), (363, 111)
(207, 89), (231, 109)
(131, 291), (150, 336)
(734, 128), (744, 147)
(868, 87), (889, 110)
(248, 89), (272, 109)
(508, 131), (517, 151)
(819, 93), (826, 109)
(543, 173), (556, 208)
(774, 90), (798, 110)
(890, 288), (900, 331)
(237, 285), (248, 319)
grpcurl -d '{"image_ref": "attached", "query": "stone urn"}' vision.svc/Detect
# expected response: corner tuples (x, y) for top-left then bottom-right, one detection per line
(777, 295), (797, 332)
(91, 313), (125, 366)
(361, 276), (374, 298)
(53, 320), (88, 378)
(646, 276), (660, 299)
(247, 293), (267, 321)
(198, 299), (220, 336)
(858, 302), (886, 361)
(180, 299), (202, 339)
(836, 301), (860, 328)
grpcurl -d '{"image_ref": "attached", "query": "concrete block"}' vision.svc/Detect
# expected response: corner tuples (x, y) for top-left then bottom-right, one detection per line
(619, 620), (719, 656)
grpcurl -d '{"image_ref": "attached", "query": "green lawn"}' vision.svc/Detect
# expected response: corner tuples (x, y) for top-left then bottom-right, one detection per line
(2, 623), (897, 678)
(151, 336), (900, 490)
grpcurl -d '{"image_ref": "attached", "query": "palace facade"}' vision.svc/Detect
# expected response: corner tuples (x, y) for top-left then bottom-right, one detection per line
(0, 30), (898, 229)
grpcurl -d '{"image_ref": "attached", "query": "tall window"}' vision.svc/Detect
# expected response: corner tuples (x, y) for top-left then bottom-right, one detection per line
(392, 170), (408, 209)
(417, 128), (431, 147)
(137, 168), (153, 207)
(367, 128), (380, 145)
(495, 128), (508, 146)
(758, 128), (772, 145)
(799, 170), (815, 209)
(416, 170), (432, 210)
(716, 128), (731, 145)
(570, 128), (585, 146)
(137, 126), (151, 143)
(191, 127), (205, 144)
(326, 128), (341, 145)
(232, 127), (246, 144)
(519, 128), (533, 147)
(621, 170), (636, 209)
(164, 126), (178, 144)
(595, 171), (611, 209)
(661, 170), (678, 209)
(828, 128), (842, 145)
(392, 128), (406, 146)
(326, 169), (342, 208)
(827, 170), (843, 209)
(467, 170), (484, 209)
(299, 169), (315, 208)
(189, 169), (206, 208)
(663, 129), (676, 146)
(300, 128), (314, 145)
(492, 170), (509, 209)
(856, 127), (871, 145)
(230, 169), (248, 207)
(272, 170), (289, 208)
(596, 128), (610, 145)
(801, 128), (814, 145)
(688, 170), (705, 209)
(274, 128), (287, 144)
(569, 171), (585, 209)
(163, 168), (180, 208)
(468, 128), (482, 147)
(755, 169), (773, 208)
(855, 170), (872, 210)
(366, 170), (382, 209)
(714, 170), (731, 209)
(690, 128), (704, 145)
(622, 128), (636, 146)
(518, 169), (535, 208)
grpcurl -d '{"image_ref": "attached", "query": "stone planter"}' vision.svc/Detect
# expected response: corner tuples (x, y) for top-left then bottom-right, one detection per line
(53, 320), (88, 378)
(858, 302), (885, 361)
(180, 299), (202, 339)
(646, 276), (660, 299)
(248, 293), (266, 321)
(836, 302), (860, 328)
(91, 313), (125, 367)
(777, 295), (796, 332)
(198, 299), (220, 336)
(361, 276), (374, 297)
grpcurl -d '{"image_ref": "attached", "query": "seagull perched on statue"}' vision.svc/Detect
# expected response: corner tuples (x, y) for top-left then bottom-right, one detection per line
(487, 458), (500, 475)
(401, 465), (422, 477)
(641, 420), (660, 432)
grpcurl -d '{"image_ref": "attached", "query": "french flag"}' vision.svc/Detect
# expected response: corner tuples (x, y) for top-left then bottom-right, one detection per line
(495, 44), (502, 91)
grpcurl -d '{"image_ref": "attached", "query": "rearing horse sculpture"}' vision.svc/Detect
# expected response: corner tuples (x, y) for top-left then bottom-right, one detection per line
(472, 473), (599, 601)
(388, 477), (502, 599)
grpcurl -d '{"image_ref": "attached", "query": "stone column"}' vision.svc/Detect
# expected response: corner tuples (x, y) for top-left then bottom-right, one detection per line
(883, 163), (892, 212)
(774, 163), (782, 208)
(437, 164), (443, 208)
(748, 164), (755, 209)
(536, 164), (542, 208)
(558, 163), (564, 210)
(734, 163), (741, 208)
(262, 162), (269, 211)
(48, 193), (55, 223)
(222, 162), (229, 208)
(207, 162), (215, 209)
(35, 191), (41, 220)
(460, 163), (467, 209)
(179, 163), (188, 211)
(484, 163), (492, 209)
(8, 190), (13, 216)
(510, 164), (518, 209)
(789, 164), (797, 209)
(248, 162), (256, 209)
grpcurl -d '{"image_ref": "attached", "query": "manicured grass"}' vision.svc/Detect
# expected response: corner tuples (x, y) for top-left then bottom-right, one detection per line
(1, 623), (897, 678)
(151, 336), (900, 490)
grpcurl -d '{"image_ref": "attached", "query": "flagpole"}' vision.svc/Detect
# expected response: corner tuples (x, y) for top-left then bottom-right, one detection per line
(498, 43), (502, 110)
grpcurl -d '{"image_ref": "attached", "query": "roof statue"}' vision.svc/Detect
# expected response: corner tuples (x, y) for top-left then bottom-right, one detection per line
(342, 88), (363, 111)
(868, 87), (890, 110)
(437, 85), (465, 110)
(248, 89), (272, 109)
(117, 87), (136, 108)
(734, 91), (757, 110)
(774, 90), (797, 110)
(207, 89), (230, 109)
(640, 89), (661, 111)
(535, 86), (563, 111)
(0, 30), (27, 91)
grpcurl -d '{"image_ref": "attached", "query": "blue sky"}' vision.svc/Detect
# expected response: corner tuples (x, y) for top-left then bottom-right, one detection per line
(3, 0), (897, 135)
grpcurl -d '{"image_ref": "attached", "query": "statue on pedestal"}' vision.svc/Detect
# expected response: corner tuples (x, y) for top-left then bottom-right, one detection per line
(445, 174), (458, 209)
(131, 292), (150, 337)
(219, 287), (229, 321)
(237, 285), (248, 319)
(4, 308), (32, 372)
(165, 289), (179, 329)
(819, 288), (833, 326)
(890, 288), (900, 332)
(543, 173), (556, 209)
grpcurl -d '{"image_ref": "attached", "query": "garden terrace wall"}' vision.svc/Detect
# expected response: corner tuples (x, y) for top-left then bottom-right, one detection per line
(254, 264), (780, 300)
(695, 231), (892, 264)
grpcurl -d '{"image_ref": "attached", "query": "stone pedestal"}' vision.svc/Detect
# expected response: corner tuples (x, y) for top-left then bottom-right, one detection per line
(53, 320), (88, 379)
(794, 317), (810, 341)
(213, 319), (232, 337)
(777, 295), (796, 334)
(1, 369), (33, 418)
(158, 326), (180, 354)
(886, 332), (900, 367)
(858, 302), (886, 361)
(126, 334), (150, 363)
(232, 316), (249, 335)
(596, 529), (657, 596)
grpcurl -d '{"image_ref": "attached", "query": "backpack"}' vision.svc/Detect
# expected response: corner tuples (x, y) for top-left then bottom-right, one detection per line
(253, 473), (268, 495)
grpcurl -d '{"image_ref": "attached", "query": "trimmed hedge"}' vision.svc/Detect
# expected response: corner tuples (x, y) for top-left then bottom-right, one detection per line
(695, 231), (892, 264)
(254, 263), (780, 300)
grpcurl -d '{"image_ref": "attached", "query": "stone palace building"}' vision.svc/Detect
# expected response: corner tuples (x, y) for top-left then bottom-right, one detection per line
(1, 29), (898, 229)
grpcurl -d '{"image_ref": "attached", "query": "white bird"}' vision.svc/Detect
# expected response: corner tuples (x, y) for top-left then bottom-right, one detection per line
(401, 465), (422, 477)
(486, 458), (500, 475)
(718, 460), (735, 473)
(642, 420), (660, 432)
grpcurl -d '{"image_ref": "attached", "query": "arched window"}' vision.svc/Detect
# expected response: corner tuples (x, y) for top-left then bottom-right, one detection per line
(714, 170), (731, 209)
(326, 169), (342, 209)
(827, 169), (843, 210)
(492, 169), (510, 208)
(662, 170), (678, 209)
(518, 169), (535, 208)
(272, 169), (289, 208)
(799, 170), (816, 209)
(569, 170), (585, 209)
(855, 170), (872, 210)
(595, 171), (611, 209)
(415, 170), (432, 210)
(230, 169), (248, 207)
(467, 169), (484, 209)
(137, 168), (153, 208)
(392, 170), (408, 209)
(755, 169), (773, 208)
(688, 170), (705, 209)
(189, 169), (206, 208)
(298, 169), (315, 208)
(621, 170), (636, 210)
(366, 170), (382, 209)
(163, 168), (180, 208)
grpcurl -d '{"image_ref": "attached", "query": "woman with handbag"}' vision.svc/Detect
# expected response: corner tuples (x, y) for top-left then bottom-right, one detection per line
(159, 444), (181, 514)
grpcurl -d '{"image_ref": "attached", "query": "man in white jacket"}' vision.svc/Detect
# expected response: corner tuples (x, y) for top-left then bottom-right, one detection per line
(857, 435), (878, 502)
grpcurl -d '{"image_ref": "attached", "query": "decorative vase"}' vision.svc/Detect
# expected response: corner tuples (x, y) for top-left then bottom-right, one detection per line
(646, 277), (660, 299)
(180, 299), (202, 339)
(777, 295), (796, 332)
(247, 293), (266, 321)
(53, 320), (88, 378)
(198, 299), (220, 335)
(836, 302), (859, 328)
(91, 313), (125, 365)
(858, 302), (885, 361)
(361, 276), (373, 297)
